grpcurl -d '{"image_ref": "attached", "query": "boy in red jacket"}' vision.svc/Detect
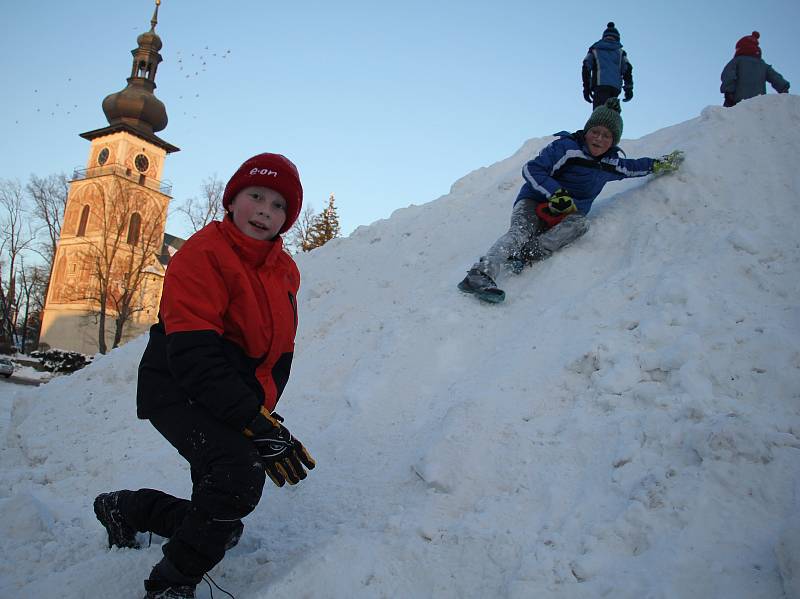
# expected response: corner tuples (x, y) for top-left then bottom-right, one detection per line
(94, 153), (315, 599)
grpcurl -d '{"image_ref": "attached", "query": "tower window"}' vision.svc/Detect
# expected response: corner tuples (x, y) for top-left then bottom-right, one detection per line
(127, 212), (142, 245)
(77, 205), (90, 236)
(97, 148), (109, 166)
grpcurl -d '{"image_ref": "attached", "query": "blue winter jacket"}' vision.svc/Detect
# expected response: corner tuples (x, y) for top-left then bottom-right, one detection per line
(515, 132), (654, 215)
(583, 39), (632, 91)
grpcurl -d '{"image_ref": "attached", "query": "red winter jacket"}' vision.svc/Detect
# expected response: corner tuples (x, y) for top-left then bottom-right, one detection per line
(137, 217), (299, 430)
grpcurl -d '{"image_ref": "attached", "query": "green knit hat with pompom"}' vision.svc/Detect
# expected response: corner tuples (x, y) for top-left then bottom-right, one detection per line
(584, 98), (623, 146)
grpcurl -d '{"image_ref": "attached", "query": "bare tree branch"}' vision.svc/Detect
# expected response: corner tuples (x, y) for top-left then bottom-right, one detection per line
(17, 261), (47, 352)
(175, 176), (224, 233)
(27, 173), (69, 268)
(285, 205), (317, 254)
(0, 179), (37, 344)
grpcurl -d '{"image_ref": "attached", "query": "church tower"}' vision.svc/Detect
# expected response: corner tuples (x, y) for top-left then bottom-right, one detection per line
(40, 0), (179, 354)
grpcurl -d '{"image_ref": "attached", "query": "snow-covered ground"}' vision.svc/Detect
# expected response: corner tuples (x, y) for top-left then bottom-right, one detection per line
(2, 94), (799, 599)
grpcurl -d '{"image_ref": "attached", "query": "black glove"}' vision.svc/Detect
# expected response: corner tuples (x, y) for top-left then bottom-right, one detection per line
(583, 88), (593, 103)
(245, 407), (316, 487)
(548, 189), (577, 215)
(623, 87), (633, 102)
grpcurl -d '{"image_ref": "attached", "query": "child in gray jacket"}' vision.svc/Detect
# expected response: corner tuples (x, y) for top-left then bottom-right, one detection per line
(720, 31), (789, 107)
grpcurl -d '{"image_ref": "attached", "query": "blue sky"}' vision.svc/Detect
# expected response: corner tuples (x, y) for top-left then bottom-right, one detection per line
(2, 0), (798, 239)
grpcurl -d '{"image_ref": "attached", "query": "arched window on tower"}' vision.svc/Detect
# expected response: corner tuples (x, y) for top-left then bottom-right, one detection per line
(77, 205), (90, 236)
(127, 212), (142, 246)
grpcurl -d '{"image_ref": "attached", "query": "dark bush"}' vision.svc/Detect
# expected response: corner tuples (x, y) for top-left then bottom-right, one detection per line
(30, 349), (93, 373)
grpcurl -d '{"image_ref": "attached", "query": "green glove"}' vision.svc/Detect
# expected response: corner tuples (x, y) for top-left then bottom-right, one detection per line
(548, 189), (577, 214)
(652, 150), (684, 176)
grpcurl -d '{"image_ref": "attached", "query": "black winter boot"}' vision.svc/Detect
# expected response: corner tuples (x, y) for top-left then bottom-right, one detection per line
(457, 268), (505, 303)
(142, 580), (196, 599)
(94, 491), (140, 549)
(143, 557), (199, 599)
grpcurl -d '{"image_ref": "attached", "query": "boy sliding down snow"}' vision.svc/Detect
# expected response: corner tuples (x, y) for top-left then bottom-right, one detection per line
(458, 98), (682, 303)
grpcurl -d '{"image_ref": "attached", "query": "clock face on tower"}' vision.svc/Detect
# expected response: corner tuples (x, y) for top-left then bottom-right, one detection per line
(134, 153), (150, 173)
(97, 148), (109, 166)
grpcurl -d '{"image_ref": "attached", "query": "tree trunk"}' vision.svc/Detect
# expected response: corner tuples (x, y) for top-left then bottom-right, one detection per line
(19, 294), (31, 353)
(97, 300), (107, 354)
(112, 313), (124, 349)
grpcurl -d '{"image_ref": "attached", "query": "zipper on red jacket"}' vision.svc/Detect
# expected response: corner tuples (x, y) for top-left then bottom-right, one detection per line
(287, 291), (298, 331)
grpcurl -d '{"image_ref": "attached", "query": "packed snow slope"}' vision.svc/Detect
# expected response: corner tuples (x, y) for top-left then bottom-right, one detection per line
(2, 95), (800, 599)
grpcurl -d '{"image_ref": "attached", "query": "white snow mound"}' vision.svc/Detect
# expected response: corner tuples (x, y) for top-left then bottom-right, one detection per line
(2, 95), (800, 598)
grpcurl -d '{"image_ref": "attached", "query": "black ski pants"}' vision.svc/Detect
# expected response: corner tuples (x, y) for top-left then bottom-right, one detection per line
(592, 85), (621, 109)
(118, 402), (266, 582)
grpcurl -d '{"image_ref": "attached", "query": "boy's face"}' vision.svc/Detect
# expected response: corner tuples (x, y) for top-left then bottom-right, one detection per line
(228, 186), (287, 241)
(585, 126), (614, 157)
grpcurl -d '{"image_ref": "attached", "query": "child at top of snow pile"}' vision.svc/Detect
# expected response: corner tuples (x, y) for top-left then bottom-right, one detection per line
(582, 21), (635, 109)
(458, 98), (683, 304)
(93, 153), (315, 599)
(720, 31), (790, 107)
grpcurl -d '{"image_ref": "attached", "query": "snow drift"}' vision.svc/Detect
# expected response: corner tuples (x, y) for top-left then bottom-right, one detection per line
(2, 94), (799, 598)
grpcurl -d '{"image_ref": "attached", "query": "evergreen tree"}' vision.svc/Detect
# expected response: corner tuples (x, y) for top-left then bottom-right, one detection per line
(306, 193), (341, 250)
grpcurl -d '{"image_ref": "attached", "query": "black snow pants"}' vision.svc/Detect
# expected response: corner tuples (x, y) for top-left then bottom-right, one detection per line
(117, 402), (266, 582)
(592, 85), (621, 109)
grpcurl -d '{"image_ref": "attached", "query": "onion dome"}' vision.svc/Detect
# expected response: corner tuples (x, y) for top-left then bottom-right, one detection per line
(101, 0), (167, 134)
(137, 29), (163, 52)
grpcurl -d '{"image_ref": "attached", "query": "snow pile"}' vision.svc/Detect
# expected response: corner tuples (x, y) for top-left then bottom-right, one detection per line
(2, 94), (799, 598)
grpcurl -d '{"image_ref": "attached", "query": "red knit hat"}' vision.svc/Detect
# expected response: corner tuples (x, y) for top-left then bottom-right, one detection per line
(222, 153), (303, 234)
(735, 31), (761, 58)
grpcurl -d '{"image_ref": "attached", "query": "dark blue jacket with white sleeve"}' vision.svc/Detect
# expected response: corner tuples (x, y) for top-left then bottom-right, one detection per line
(515, 131), (654, 215)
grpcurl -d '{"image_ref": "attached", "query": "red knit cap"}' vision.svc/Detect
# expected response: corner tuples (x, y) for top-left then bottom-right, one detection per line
(735, 31), (761, 58)
(222, 153), (303, 234)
